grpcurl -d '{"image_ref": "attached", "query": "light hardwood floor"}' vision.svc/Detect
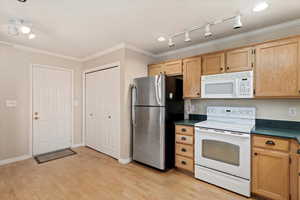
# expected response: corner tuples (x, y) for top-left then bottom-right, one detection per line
(0, 147), (256, 200)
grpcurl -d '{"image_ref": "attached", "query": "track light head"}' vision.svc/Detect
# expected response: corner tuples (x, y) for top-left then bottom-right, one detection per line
(233, 15), (243, 29)
(184, 31), (191, 42)
(204, 24), (212, 37)
(18, 0), (27, 2)
(168, 38), (175, 47)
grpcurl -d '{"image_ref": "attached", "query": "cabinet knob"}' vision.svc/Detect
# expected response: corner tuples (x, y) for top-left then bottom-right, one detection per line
(181, 148), (186, 152)
(181, 137), (186, 141)
(196, 92), (200, 95)
(181, 161), (186, 165)
(254, 152), (258, 156)
(226, 67), (230, 70)
(265, 140), (275, 146)
(181, 128), (186, 132)
(220, 67), (223, 71)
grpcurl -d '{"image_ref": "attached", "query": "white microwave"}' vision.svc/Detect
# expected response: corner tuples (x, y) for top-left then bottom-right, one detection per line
(201, 71), (253, 98)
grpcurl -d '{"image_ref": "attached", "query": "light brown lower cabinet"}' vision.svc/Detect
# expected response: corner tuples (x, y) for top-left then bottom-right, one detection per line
(252, 135), (299, 200)
(252, 147), (290, 200)
(175, 125), (194, 173)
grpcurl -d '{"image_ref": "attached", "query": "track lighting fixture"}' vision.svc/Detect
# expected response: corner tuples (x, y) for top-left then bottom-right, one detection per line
(168, 38), (175, 47)
(184, 31), (191, 42)
(159, 14), (243, 47)
(18, 0), (27, 2)
(233, 15), (243, 29)
(204, 24), (212, 37)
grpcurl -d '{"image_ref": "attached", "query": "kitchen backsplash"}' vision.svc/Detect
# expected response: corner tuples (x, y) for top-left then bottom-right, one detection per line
(185, 99), (300, 122)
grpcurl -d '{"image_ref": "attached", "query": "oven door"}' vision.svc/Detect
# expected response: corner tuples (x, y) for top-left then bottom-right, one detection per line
(195, 127), (250, 179)
(201, 79), (237, 98)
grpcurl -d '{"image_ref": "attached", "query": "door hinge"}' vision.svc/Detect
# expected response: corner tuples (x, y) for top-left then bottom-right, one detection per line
(253, 89), (256, 95)
(252, 49), (256, 55)
(289, 194), (291, 200)
(289, 157), (292, 164)
(251, 62), (254, 68)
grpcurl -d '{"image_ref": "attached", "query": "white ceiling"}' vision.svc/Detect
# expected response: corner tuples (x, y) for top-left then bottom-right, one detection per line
(0, 0), (300, 59)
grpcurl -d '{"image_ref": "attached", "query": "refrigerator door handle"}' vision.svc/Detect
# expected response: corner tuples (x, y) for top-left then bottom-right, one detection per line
(131, 85), (137, 126)
(155, 74), (162, 105)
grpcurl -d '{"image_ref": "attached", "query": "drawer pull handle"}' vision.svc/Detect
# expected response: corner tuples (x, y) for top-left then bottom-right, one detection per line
(181, 161), (186, 165)
(181, 137), (186, 141)
(181, 128), (186, 132)
(254, 152), (258, 156)
(181, 148), (186, 152)
(265, 140), (275, 146)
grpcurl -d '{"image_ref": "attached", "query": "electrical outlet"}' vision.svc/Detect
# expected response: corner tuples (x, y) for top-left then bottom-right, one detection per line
(288, 107), (297, 117)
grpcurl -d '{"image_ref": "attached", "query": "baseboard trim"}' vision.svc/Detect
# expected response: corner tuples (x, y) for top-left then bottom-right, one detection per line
(118, 157), (132, 165)
(71, 143), (84, 148)
(0, 154), (32, 166)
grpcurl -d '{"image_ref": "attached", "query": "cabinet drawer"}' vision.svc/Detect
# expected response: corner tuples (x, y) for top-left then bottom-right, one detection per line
(175, 155), (194, 172)
(252, 135), (290, 152)
(176, 134), (193, 145)
(175, 125), (194, 136)
(176, 143), (193, 158)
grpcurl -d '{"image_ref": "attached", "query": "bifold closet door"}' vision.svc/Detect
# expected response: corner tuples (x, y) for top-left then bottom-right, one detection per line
(85, 67), (120, 159)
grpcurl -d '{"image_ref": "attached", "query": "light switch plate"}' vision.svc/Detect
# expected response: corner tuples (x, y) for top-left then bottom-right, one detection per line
(6, 100), (17, 107)
(288, 107), (297, 117)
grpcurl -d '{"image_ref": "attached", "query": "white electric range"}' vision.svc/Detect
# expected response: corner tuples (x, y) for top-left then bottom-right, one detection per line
(194, 106), (256, 197)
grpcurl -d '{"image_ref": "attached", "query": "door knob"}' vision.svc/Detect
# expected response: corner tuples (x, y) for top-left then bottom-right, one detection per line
(108, 115), (111, 119)
(89, 113), (93, 117)
(34, 116), (39, 120)
(34, 112), (38, 115)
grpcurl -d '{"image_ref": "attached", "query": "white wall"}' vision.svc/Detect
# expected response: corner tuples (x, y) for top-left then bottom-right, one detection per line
(0, 44), (82, 161)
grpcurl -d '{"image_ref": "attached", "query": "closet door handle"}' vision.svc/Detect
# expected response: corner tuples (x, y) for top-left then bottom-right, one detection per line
(181, 148), (187, 152)
(181, 161), (186, 165)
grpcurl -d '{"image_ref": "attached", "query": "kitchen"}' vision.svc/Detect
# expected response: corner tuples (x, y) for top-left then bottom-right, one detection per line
(1, 1), (300, 200)
(132, 35), (300, 200)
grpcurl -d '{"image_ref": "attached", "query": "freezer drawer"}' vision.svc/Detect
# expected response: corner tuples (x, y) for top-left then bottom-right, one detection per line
(133, 106), (165, 170)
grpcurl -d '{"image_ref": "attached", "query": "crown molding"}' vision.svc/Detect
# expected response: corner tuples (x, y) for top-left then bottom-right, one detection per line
(124, 44), (156, 57)
(156, 18), (300, 57)
(81, 43), (156, 62)
(0, 41), (82, 61)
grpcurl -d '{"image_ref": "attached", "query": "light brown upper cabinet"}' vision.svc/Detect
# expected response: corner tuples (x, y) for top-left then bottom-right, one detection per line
(202, 52), (225, 75)
(148, 63), (163, 76)
(255, 38), (300, 97)
(162, 59), (183, 76)
(226, 47), (254, 72)
(183, 57), (202, 98)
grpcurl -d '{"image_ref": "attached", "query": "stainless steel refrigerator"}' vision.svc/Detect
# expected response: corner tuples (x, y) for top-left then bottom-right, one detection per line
(132, 74), (184, 170)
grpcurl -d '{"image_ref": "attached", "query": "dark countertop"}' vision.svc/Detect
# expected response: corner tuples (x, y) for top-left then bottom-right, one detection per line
(174, 119), (201, 126)
(252, 119), (300, 144)
(251, 126), (300, 143)
(174, 114), (207, 126)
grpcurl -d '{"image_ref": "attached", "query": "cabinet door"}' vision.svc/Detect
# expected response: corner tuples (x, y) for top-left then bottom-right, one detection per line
(202, 52), (225, 75)
(162, 60), (182, 76)
(252, 148), (290, 200)
(148, 64), (163, 76)
(183, 57), (201, 98)
(255, 38), (300, 97)
(226, 47), (253, 72)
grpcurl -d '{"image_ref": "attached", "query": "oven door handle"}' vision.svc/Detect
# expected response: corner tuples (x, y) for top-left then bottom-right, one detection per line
(196, 128), (250, 139)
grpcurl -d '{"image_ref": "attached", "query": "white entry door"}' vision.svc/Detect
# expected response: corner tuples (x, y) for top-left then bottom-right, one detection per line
(85, 67), (120, 159)
(33, 65), (73, 155)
